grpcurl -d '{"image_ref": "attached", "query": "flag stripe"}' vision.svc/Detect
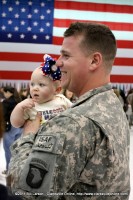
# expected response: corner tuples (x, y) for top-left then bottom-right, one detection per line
(55, 1), (133, 14)
(54, 9), (133, 23)
(0, 43), (61, 54)
(0, 52), (58, 62)
(112, 66), (133, 75)
(0, 62), (40, 71)
(0, 71), (132, 83)
(117, 40), (133, 49)
(0, 52), (133, 67)
(55, 0), (133, 6)
(110, 75), (133, 83)
(53, 36), (133, 49)
(0, 61), (132, 74)
(0, 71), (32, 80)
(1, 43), (133, 58)
(114, 58), (133, 66)
(53, 27), (133, 40)
(54, 19), (133, 32)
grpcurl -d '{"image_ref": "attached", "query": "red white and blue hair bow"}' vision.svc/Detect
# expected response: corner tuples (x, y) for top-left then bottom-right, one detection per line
(40, 54), (61, 81)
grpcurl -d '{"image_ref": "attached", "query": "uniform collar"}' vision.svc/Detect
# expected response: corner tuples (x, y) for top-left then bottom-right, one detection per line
(73, 83), (112, 107)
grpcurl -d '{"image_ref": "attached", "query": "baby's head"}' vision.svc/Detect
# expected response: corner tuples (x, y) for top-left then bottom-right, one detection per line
(30, 54), (62, 104)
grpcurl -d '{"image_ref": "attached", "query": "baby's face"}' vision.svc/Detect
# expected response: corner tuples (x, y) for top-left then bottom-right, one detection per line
(30, 68), (57, 104)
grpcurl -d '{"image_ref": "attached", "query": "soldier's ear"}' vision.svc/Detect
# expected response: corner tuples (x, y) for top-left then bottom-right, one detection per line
(89, 52), (102, 71)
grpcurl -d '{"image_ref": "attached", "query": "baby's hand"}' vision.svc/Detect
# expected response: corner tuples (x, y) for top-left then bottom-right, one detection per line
(19, 98), (35, 110)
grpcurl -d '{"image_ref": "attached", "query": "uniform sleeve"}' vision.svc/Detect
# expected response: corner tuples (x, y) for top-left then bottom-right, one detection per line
(7, 133), (36, 193)
(14, 114), (96, 199)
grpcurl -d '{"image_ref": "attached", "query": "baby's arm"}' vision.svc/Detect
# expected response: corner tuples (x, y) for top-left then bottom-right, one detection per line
(10, 98), (35, 128)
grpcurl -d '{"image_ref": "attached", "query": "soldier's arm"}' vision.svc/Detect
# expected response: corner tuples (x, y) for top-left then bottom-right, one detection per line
(14, 114), (97, 197)
(8, 113), (41, 192)
(7, 133), (36, 191)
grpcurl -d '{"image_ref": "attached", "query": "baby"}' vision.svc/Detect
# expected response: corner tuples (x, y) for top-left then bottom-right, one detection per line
(10, 54), (72, 128)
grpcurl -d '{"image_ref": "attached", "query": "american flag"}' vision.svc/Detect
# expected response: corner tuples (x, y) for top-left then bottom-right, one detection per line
(0, 0), (133, 90)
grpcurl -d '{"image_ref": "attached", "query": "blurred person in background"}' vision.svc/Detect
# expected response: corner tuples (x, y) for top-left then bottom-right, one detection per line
(2, 86), (23, 173)
(0, 102), (4, 138)
(0, 102), (22, 200)
(113, 87), (128, 113)
(19, 87), (30, 100)
(0, 86), (5, 102)
(126, 88), (133, 127)
(62, 88), (78, 103)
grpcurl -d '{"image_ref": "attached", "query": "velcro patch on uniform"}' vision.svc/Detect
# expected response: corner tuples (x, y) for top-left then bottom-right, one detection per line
(26, 158), (48, 188)
(19, 134), (65, 194)
(33, 135), (56, 152)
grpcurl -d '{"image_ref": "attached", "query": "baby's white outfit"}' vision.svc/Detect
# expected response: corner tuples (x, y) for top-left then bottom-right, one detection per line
(23, 94), (72, 124)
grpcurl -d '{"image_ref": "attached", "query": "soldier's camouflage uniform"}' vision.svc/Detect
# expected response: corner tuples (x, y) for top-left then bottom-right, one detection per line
(8, 84), (130, 200)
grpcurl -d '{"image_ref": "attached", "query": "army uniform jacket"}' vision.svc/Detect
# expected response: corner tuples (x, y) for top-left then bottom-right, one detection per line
(8, 84), (130, 200)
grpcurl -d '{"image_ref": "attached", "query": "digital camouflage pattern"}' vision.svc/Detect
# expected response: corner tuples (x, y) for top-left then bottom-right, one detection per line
(8, 84), (130, 200)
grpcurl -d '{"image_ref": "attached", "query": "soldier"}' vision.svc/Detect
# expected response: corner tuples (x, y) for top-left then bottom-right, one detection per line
(8, 22), (130, 200)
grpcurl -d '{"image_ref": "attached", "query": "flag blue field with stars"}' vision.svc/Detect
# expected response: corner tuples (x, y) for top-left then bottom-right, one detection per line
(0, 0), (54, 44)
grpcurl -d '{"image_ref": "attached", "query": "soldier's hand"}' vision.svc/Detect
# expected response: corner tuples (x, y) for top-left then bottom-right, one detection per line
(23, 112), (42, 135)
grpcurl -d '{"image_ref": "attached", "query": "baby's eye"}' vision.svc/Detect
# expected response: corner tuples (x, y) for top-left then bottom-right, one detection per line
(30, 82), (34, 86)
(39, 83), (45, 87)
